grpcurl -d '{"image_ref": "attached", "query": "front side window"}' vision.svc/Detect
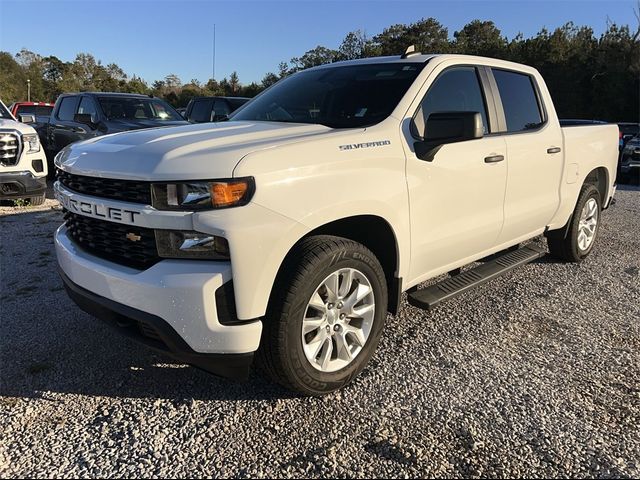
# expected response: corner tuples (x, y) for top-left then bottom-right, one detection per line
(416, 66), (489, 136)
(77, 97), (99, 122)
(98, 97), (182, 121)
(57, 96), (80, 121)
(189, 99), (214, 123)
(492, 69), (543, 132)
(231, 63), (426, 128)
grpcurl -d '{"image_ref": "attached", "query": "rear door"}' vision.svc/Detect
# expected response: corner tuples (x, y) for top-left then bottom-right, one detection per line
(489, 68), (564, 243)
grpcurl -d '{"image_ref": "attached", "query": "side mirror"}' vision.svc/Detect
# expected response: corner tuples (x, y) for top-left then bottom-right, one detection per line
(19, 114), (36, 124)
(74, 113), (97, 129)
(413, 111), (484, 161)
(211, 113), (229, 122)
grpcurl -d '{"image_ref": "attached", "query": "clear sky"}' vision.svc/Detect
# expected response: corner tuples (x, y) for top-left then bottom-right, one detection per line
(0, 0), (636, 85)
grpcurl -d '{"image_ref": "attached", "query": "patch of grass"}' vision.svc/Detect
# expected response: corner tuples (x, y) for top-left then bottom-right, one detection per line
(12, 198), (31, 208)
(27, 362), (52, 374)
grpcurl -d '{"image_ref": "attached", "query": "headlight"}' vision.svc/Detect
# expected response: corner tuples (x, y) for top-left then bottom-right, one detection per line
(23, 133), (40, 153)
(156, 230), (230, 260)
(151, 178), (255, 210)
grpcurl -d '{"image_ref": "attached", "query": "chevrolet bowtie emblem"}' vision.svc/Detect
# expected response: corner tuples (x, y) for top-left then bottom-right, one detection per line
(126, 232), (142, 242)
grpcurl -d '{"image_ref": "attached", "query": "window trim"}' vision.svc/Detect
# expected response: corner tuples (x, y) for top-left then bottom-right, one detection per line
(487, 67), (548, 136)
(410, 64), (498, 141)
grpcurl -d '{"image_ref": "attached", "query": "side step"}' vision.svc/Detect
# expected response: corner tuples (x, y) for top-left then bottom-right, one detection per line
(407, 244), (546, 310)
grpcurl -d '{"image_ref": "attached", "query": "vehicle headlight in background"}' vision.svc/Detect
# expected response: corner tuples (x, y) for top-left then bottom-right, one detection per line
(22, 133), (40, 153)
(155, 230), (230, 260)
(151, 178), (255, 210)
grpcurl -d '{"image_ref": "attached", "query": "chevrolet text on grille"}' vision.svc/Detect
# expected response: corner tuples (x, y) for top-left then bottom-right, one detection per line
(58, 195), (140, 223)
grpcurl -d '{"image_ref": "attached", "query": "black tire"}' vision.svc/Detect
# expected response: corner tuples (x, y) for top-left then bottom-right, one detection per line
(29, 194), (46, 206)
(546, 184), (601, 262)
(258, 235), (388, 396)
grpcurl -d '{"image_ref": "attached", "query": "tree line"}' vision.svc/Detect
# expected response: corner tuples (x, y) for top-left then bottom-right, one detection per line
(1, 17), (638, 121)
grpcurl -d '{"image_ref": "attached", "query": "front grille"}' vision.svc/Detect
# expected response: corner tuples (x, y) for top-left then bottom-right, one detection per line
(57, 170), (152, 205)
(0, 132), (20, 166)
(64, 211), (160, 269)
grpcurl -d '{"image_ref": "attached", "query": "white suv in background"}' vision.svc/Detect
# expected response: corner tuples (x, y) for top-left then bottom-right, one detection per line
(0, 100), (48, 205)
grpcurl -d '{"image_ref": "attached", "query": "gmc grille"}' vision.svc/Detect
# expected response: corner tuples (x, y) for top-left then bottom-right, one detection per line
(57, 170), (152, 205)
(0, 132), (21, 166)
(64, 211), (161, 270)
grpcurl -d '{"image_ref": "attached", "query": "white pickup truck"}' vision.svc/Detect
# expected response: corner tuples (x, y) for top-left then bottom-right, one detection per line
(0, 100), (48, 204)
(54, 53), (618, 395)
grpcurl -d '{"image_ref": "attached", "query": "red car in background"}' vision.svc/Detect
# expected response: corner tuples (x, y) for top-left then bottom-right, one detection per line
(8, 102), (54, 122)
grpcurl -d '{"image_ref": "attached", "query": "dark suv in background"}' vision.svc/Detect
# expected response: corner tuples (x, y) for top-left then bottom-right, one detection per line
(184, 96), (250, 123)
(45, 92), (188, 173)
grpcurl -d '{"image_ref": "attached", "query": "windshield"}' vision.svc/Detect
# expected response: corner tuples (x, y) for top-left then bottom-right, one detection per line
(231, 63), (425, 128)
(98, 97), (183, 121)
(0, 102), (12, 119)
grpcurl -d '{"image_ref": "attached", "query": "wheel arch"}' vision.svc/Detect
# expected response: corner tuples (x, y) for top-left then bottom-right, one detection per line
(583, 166), (609, 207)
(270, 215), (402, 315)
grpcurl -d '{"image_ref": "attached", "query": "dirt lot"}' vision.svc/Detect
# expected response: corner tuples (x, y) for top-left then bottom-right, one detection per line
(1, 185), (639, 478)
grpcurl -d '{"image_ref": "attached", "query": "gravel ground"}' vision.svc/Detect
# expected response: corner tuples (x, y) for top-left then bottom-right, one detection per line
(1, 185), (639, 478)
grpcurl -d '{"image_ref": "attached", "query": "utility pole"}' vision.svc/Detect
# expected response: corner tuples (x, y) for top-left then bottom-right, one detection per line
(212, 24), (216, 82)
(27, 79), (31, 102)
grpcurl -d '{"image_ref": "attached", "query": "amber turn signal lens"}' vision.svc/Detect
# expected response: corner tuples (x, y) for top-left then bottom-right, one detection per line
(211, 181), (249, 208)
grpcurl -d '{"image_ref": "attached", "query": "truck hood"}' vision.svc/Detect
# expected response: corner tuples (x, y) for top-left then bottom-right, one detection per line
(56, 121), (334, 180)
(0, 118), (37, 135)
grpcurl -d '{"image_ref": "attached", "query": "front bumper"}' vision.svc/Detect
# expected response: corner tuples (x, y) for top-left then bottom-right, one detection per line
(59, 270), (255, 379)
(55, 225), (263, 376)
(0, 171), (46, 199)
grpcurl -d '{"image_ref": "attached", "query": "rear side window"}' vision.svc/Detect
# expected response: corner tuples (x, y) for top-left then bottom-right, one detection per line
(417, 67), (490, 135)
(493, 69), (543, 132)
(189, 99), (214, 122)
(57, 96), (79, 121)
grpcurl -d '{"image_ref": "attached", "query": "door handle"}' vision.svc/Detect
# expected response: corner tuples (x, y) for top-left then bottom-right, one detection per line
(484, 155), (504, 163)
(547, 147), (562, 154)
(72, 126), (87, 134)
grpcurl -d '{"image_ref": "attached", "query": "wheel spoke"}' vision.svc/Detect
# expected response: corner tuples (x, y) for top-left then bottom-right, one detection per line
(335, 333), (353, 362)
(344, 325), (366, 347)
(324, 273), (340, 302)
(308, 291), (326, 313)
(310, 330), (329, 358)
(343, 283), (372, 312)
(352, 303), (375, 318)
(319, 338), (333, 370)
(338, 269), (353, 298)
(303, 317), (325, 335)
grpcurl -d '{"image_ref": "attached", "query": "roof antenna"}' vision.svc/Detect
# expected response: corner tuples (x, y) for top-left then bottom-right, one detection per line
(401, 45), (421, 59)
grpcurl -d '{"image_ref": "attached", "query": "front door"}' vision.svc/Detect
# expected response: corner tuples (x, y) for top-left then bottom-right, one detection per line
(403, 66), (508, 283)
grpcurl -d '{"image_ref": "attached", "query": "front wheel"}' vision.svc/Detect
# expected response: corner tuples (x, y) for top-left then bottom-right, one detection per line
(258, 235), (388, 396)
(546, 184), (602, 262)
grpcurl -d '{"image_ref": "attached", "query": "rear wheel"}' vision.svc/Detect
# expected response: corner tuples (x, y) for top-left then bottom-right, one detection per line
(546, 184), (601, 262)
(258, 235), (388, 396)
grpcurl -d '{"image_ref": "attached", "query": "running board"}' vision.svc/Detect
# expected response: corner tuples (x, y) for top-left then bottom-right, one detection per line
(407, 244), (546, 310)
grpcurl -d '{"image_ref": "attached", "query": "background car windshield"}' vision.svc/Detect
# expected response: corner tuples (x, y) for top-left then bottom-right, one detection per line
(98, 97), (182, 121)
(231, 63), (425, 128)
